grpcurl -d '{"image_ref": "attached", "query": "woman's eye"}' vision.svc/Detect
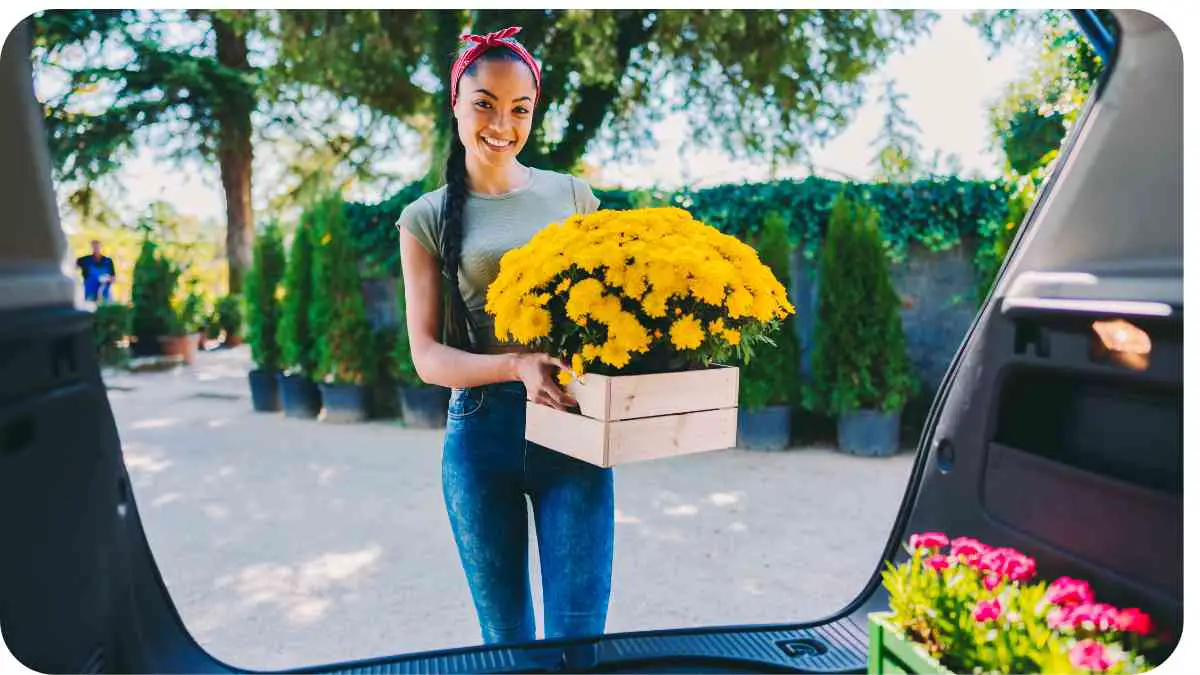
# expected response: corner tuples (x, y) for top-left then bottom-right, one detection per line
(474, 100), (492, 109)
(514, 107), (530, 115)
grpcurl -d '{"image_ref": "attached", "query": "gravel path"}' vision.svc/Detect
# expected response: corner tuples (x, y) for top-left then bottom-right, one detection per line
(104, 347), (915, 671)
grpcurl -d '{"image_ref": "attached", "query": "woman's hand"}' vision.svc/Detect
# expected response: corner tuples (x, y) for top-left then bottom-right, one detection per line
(514, 353), (577, 411)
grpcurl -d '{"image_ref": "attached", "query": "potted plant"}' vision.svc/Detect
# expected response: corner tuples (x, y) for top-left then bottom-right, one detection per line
(91, 302), (132, 367)
(737, 211), (802, 451)
(486, 206), (795, 466)
(367, 327), (400, 420)
(277, 210), (322, 419)
(870, 531), (1164, 674)
(130, 238), (177, 357)
(807, 192), (917, 456)
(309, 194), (374, 423)
(160, 283), (204, 365)
(390, 276), (449, 428)
(215, 294), (244, 347)
(244, 222), (285, 412)
(202, 310), (222, 347)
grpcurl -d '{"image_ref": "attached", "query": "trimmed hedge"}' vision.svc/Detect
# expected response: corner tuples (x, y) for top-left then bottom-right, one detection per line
(244, 221), (285, 370)
(807, 192), (917, 414)
(345, 177), (1010, 279)
(628, 177), (1010, 264)
(279, 212), (318, 376)
(310, 194), (375, 386)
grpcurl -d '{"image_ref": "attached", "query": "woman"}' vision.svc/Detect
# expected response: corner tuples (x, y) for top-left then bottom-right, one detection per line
(395, 26), (615, 646)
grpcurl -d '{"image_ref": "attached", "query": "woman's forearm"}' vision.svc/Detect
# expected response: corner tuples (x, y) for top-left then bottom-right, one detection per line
(412, 340), (521, 389)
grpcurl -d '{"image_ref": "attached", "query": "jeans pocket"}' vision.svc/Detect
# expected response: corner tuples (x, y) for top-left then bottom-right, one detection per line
(447, 386), (486, 420)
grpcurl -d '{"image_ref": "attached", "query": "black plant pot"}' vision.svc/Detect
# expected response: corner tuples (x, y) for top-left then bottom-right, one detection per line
(737, 405), (792, 451)
(837, 408), (903, 456)
(131, 332), (162, 357)
(248, 369), (282, 412)
(277, 373), (321, 419)
(398, 385), (450, 429)
(318, 382), (368, 424)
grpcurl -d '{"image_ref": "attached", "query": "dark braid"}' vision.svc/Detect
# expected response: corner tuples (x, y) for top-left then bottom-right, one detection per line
(439, 115), (473, 350)
(438, 45), (533, 352)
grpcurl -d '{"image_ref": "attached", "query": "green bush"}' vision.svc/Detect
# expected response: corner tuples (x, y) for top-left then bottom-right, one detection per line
(244, 221), (285, 370)
(388, 277), (422, 387)
(176, 281), (207, 335)
(92, 302), (131, 365)
(739, 211), (803, 412)
(203, 310), (223, 339)
(807, 191), (917, 415)
(310, 194), (375, 385)
(279, 213), (317, 376)
(368, 326), (401, 418)
(343, 182), (428, 277)
(130, 238), (180, 342)
(215, 294), (243, 340)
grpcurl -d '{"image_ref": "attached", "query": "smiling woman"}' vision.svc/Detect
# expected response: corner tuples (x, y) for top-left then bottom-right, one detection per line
(394, 26), (614, 647)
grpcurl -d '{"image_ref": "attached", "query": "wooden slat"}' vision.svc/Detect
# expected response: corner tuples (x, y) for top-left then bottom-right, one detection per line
(565, 372), (610, 421)
(524, 402), (608, 466)
(567, 366), (738, 421)
(607, 408), (737, 465)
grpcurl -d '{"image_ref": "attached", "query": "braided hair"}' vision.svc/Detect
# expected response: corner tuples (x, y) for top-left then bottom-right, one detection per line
(439, 46), (534, 351)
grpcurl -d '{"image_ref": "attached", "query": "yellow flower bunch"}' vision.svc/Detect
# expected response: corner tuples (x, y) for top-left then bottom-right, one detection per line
(485, 207), (796, 382)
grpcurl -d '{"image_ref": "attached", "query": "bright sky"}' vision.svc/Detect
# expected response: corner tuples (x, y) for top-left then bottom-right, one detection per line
(105, 11), (1026, 225)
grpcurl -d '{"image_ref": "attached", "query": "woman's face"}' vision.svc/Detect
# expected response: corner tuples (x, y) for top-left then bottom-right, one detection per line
(453, 58), (537, 169)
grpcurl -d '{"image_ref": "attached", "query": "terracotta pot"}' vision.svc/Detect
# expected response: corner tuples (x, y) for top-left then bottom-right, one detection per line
(157, 334), (199, 366)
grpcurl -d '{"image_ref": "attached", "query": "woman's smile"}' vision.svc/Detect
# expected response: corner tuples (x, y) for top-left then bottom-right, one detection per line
(481, 135), (516, 151)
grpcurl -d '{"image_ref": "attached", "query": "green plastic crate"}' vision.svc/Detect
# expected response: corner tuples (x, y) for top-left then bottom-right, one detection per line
(867, 612), (954, 675)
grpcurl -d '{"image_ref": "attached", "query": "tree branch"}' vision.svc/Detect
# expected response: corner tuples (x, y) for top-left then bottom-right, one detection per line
(544, 10), (655, 171)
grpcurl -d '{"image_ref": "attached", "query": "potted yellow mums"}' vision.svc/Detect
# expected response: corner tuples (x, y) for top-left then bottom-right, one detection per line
(486, 207), (795, 466)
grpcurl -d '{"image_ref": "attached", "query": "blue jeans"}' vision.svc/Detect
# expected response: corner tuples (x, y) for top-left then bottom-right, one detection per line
(442, 381), (615, 645)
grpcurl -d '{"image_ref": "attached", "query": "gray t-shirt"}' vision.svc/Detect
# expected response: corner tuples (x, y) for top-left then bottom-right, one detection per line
(396, 167), (601, 350)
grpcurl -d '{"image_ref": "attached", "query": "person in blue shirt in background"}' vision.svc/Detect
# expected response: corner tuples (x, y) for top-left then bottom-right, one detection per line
(76, 239), (115, 304)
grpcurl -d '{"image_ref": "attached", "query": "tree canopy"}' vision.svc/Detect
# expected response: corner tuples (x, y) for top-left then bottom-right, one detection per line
(270, 9), (938, 180)
(33, 9), (263, 290)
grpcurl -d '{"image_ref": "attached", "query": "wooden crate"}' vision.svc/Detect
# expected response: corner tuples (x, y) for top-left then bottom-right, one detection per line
(524, 366), (739, 467)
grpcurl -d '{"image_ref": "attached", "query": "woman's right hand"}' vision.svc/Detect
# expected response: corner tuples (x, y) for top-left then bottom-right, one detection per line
(514, 353), (577, 411)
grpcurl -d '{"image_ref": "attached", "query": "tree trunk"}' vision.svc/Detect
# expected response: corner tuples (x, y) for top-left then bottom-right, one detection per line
(215, 14), (254, 294)
(543, 11), (655, 172)
(423, 10), (471, 191)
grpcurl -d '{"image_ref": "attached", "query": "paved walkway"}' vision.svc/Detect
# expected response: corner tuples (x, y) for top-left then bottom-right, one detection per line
(103, 347), (915, 671)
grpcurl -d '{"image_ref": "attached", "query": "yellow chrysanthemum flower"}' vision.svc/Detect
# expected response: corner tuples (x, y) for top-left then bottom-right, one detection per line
(669, 314), (704, 350)
(484, 206), (795, 374)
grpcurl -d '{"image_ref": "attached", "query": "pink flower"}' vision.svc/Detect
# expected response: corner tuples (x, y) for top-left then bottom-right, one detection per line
(1115, 608), (1153, 636)
(1069, 639), (1116, 672)
(978, 547), (1037, 583)
(924, 554), (952, 572)
(974, 598), (1003, 623)
(979, 547), (1016, 574)
(1000, 552), (1037, 583)
(1048, 605), (1077, 630)
(909, 532), (949, 551)
(983, 573), (1003, 591)
(1046, 577), (1094, 607)
(949, 536), (990, 566)
(1071, 603), (1121, 632)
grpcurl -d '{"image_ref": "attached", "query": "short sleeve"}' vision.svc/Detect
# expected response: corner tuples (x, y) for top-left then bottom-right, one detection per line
(570, 176), (602, 215)
(395, 195), (440, 259)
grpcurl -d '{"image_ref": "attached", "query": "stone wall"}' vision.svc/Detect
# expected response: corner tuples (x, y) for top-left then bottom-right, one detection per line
(791, 240), (981, 393)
